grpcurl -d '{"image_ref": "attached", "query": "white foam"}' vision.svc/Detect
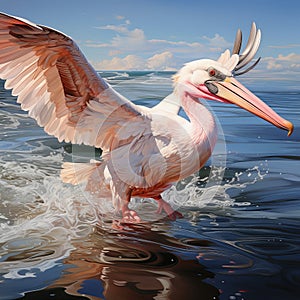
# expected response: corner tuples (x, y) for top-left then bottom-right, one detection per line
(0, 153), (103, 278)
(0, 144), (267, 279)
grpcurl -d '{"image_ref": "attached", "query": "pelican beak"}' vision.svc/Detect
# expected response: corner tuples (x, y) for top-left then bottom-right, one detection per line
(213, 77), (294, 136)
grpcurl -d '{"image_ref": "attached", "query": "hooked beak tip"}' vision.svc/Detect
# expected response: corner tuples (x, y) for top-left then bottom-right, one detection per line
(286, 121), (294, 136)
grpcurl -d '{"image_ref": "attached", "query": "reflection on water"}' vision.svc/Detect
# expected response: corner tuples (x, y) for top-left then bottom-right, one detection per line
(52, 223), (219, 300)
(4, 212), (298, 300)
(0, 73), (300, 299)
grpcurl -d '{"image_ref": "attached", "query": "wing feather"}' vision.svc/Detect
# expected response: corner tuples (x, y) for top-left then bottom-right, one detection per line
(0, 12), (146, 150)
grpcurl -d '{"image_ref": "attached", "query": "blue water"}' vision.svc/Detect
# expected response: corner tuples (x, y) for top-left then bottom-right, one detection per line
(0, 71), (299, 300)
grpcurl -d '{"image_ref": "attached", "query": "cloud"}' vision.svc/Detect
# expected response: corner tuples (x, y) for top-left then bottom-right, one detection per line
(115, 15), (126, 21)
(87, 19), (300, 76)
(94, 54), (145, 70)
(147, 39), (206, 55)
(265, 53), (300, 71)
(268, 44), (300, 49)
(87, 19), (300, 77)
(146, 51), (175, 70)
(202, 33), (232, 51)
(87, 19), (233, 70)
(97, 24), (129, 34)
(82, 17), (300, 77)
(93, 51), (177, 71)
(93, 23), (147, 54)
(266, 60), (282, 70)
(277, 53), (300, 62)
(112, 28), (146, 49)
(88, 24), (218, 57)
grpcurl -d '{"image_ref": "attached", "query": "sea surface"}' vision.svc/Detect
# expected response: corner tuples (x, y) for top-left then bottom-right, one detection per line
(0, 71), (299, 300)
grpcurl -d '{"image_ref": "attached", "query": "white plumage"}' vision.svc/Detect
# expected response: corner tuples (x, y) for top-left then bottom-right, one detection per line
(0, 13), (293, 222)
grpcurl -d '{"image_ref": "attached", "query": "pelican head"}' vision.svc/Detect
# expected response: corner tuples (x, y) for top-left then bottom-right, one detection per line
(174, 23), (294, 136)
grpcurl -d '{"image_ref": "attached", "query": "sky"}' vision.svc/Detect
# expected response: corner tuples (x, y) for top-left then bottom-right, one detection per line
(1, 0), (300, 77)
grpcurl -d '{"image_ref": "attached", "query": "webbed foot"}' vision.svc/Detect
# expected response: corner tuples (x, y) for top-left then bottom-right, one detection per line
(121, 208), (141, 223)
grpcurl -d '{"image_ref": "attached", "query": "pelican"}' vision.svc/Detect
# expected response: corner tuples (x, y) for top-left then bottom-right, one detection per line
(0, 13), (293, 223)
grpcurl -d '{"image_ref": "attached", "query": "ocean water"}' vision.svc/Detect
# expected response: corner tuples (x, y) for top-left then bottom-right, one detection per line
(0, 71), (299, 300)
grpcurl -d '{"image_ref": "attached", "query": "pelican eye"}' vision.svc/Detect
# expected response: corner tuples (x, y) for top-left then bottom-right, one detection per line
(208, 67), (226, 81)
(208, 68), (216, 77)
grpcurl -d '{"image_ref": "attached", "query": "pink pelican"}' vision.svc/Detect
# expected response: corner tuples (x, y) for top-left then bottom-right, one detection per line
(0, 13), (293, 223)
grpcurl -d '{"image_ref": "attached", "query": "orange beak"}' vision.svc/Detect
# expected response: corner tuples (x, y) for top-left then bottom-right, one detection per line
(214, 77), (294, 136)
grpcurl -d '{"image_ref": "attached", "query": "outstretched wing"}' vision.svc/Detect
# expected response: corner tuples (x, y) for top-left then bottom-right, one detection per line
(217, 22), (261, 76)
(0, 12), (145, 150)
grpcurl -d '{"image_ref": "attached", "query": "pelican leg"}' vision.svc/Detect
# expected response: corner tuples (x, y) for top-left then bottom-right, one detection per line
(154, 195), (183, 220)
(121, 189), (141, 223)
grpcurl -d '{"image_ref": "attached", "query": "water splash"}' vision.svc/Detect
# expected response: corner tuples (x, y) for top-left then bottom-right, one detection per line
(0, 155), (100, 281)
(159, 164), (267, 211)
(0, 145), (268, 284)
